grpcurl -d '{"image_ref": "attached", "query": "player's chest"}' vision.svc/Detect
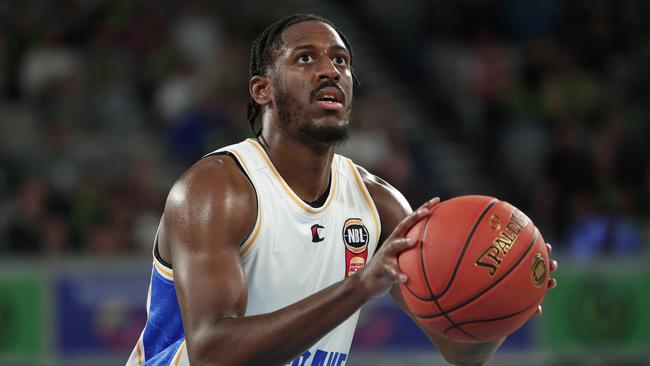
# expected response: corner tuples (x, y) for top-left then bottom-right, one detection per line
(261, 208), (377, 279)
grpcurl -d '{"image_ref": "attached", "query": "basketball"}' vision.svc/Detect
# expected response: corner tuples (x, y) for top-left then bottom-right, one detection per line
(398, 195), (550, 343)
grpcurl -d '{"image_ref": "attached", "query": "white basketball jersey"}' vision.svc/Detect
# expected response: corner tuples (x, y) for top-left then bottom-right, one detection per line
(224, 139), (381, 365)
(127, 138), (380, 366)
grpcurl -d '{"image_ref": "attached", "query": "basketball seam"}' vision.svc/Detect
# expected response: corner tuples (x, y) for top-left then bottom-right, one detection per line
(419, 213), (435, 299)
(443, 321), (481, 341)
(437, 199), (498, 299)
(401, 212), (436, 301)
(442, 293), (544, 335)
(419, 210), (479, 341)
(415, 227), (539, 319)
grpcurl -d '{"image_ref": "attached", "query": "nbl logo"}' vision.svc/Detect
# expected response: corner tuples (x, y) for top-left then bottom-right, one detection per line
(342, 218), (369, 254)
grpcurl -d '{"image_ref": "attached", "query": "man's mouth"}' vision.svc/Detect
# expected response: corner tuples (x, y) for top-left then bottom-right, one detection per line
(314, 86), (344, 110)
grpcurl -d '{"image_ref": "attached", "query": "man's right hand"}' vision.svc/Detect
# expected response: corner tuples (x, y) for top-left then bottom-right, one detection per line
(358, 197), (439, 300)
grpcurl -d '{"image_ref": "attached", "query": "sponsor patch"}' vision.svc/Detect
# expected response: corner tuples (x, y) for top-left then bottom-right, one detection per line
(343, 218), (369, 277)
(347, 256), (366, 276)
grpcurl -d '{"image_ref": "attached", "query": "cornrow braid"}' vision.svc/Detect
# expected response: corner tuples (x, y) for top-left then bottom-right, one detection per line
(246, 13), (359, 136)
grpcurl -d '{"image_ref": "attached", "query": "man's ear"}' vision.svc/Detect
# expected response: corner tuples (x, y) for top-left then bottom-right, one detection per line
(250, 75), (272, 106)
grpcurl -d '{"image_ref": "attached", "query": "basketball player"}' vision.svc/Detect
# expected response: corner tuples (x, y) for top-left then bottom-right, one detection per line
(127, 14), (557, 366)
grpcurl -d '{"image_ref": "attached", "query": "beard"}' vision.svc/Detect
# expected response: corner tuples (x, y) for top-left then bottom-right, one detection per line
(297, 116), (351, 145)
(274, 82), (351, 145)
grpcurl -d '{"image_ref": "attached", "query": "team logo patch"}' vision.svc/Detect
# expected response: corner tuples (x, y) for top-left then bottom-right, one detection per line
(343, 218), (370, 277)
(311, 224), (325, 243)
(342, 218), (369, 254)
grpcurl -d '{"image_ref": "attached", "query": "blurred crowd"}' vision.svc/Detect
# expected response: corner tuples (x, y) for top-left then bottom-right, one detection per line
(0, 0), (648, 259)
(0, 1), (252, 255)
(361, 0), (650, 260)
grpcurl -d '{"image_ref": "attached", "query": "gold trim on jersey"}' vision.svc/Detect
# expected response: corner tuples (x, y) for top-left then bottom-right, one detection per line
(346, 159), (381, 246)
(246, 139), (338, 215)
(345, 219), (364, 226)
(171, 340), (186, 366)
(240, 206), (262, 257)
(227, 148), (263, 257)
(154, 257), (174, 281)
(136, 333), (144, 365)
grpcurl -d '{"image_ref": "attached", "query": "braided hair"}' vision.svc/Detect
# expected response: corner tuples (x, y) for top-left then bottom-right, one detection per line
(246, 14), (359, 136)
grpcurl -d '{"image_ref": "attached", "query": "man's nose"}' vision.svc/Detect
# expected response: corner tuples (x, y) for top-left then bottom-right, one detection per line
(316, 58), (340, 82)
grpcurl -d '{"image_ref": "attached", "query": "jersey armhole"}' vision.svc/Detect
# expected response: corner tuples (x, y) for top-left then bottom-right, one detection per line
(206, 151), (256, 190)
(208, 151), (261, 256)
(154, 151), (261, 270)
(154, 236), (173, 269)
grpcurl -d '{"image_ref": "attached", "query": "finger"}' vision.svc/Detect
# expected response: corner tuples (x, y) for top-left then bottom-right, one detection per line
(383, 263), (410, 284)
(550, 260), (558, 272)
(398, 273), (409, 283)
(391, 207), (430, 238)
(392, 198), (440, 238)
(419, 197), (440, 212)
(384, 237), (417, 256)
(535, 305), (542, 316)
(548, 278), (557, 289)
(379, 263), (405, 284)
(546, 243), (552, 255)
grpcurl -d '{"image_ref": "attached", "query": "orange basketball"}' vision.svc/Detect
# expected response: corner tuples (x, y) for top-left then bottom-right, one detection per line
(398, 195), (550, 343)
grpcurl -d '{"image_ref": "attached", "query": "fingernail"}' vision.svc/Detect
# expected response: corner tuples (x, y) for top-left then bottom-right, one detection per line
(406, 237), (416, 245)
(416, 208), (427, 215)
(399, 274), (408, 283)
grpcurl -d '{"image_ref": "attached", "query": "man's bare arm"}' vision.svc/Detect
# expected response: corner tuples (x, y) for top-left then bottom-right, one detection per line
(158, 156), (430, 366)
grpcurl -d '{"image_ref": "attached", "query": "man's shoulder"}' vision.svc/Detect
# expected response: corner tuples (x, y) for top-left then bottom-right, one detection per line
(159, 149), (258, 266)
(353, 165), (409, 209)
(202, 138), (251, 159)
(353, 164), (411, 238)
(186, 153), (248, 184)
(167, 153), (256, 214)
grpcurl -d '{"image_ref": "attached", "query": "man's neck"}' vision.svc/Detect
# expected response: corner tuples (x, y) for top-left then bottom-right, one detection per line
(259, 127), (335, 203)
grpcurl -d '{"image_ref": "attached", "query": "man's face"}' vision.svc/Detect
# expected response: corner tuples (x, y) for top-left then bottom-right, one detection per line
(269, 21), (353, 145)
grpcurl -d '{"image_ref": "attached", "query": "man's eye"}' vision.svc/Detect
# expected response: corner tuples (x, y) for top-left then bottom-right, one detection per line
(298, 54), (313, 63)
(334, 56), (348, 65)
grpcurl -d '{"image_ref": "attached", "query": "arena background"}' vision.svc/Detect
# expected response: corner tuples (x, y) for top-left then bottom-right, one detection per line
(0, 1), (649, 365)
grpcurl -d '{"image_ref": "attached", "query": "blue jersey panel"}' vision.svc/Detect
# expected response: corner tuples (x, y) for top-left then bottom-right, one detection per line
(142, 268), (185, 362)
(143, 337), (185, 366)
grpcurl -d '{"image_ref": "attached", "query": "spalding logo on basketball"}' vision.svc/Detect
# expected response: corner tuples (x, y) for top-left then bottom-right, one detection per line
(342, 218), (369, 254)
(474, 207), (529, 277)
(398, 195), (551, 343)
